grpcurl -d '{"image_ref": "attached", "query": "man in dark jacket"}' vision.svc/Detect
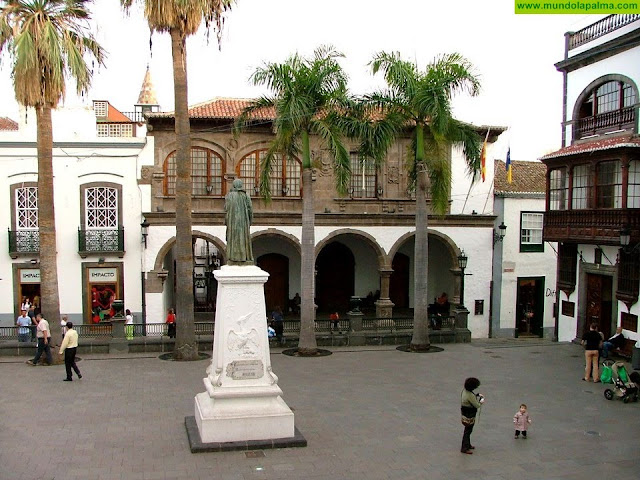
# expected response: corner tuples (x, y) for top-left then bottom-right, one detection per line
(602, 326), (625, 359)
(581, 323), (602, 382)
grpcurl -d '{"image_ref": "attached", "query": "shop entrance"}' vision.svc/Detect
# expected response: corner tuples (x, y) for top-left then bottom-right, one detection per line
(17, 267), (41, 315)
(516, 277), (545, 337)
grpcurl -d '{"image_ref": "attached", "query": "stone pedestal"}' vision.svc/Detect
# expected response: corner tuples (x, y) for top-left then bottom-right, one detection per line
(193, 265), (295, 444)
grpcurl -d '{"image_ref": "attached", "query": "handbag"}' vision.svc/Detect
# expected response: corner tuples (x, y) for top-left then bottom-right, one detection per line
(461, 416), (475, 427)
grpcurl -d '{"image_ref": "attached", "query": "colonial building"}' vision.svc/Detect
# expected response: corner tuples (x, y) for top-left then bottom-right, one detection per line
(142, 99), (505, 338)
(492, 159), (558, 339)
(542, 14), (640, 343)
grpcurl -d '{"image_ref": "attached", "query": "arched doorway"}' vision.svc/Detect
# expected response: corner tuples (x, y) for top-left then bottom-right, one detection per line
(315, 241), (355, 312)
(390, 252), (410, 308)
(257, 253), (289, 314)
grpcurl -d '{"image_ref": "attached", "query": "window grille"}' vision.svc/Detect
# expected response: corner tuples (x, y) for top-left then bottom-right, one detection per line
(617, 249), (639, 307)
(16, 186), (38, 229)
(85, 187), (118, 229)
(557, 243), (577, 294)
(93, 101), (108, 117)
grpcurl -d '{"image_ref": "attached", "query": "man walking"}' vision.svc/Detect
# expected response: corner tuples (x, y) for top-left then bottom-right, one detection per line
(16, 309), (31, 343)
(59, 322), (82, 381)
(27, 313), (52, 366)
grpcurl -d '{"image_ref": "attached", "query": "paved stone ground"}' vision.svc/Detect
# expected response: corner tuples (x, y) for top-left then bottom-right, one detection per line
(1, 339), (639, 480)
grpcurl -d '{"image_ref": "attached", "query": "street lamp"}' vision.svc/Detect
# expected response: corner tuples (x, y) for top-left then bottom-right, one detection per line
(493, 221), (507, 246)
(457, 250), (468, 308)
(620, 225), (639, 253)
(140, 218), (150, 248)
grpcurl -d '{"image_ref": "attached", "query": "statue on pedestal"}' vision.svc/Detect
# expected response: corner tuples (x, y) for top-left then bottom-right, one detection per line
(225, 179), (254, 265)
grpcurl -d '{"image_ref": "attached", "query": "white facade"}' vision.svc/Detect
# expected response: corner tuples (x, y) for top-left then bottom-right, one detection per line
(0, 105), (153, 326)
(492, 194), (558, 338)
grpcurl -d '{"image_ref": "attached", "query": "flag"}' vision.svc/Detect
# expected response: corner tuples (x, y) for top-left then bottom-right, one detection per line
(506, 147), (512, 184)
(480, 141), (486, 182)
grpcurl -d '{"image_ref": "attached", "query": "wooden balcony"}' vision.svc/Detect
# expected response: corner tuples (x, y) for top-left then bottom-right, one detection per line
(575, 107), (635, 139)
(544, 208), (640, 245)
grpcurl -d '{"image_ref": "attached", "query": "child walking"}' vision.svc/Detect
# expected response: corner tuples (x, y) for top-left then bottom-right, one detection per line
(513, 404), (531, 439)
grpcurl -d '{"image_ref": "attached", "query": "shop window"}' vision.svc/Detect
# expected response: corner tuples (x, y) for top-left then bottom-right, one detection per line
(628, 160), (640, 208)
(520, 212), (544, 252)
(557, 243), (577, 295)
(163, 147), (224, 196)
(349, 152), (377, 198)
(596, 160), (622, 208)
(237, 149), (301, 197)
(571, 164), (590, 209)
(549, 168), (568, 210)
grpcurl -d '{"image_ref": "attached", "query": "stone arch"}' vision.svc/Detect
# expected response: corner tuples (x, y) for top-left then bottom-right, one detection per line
(315, 228), (387, 269)
(251, 228), (301, 254)
(152, 231), (226, 272)
(388, 229), (461, 267)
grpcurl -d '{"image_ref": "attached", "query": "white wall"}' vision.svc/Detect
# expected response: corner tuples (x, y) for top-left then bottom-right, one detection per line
(493, 195), (558, 337)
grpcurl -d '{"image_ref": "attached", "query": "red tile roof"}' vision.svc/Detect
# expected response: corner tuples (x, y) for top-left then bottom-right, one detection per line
(494, 159), (546, 194)
(541, 135), (640, 160)
(0, 117), (18, 131)
(148, 98), (275, 120)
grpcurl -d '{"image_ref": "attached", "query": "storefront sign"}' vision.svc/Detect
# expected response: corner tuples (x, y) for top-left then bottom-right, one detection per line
(20, 269), (40, 283)
(89, 268), (118, 282)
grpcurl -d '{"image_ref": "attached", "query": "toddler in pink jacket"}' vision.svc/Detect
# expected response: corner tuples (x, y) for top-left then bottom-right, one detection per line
(514, 404), (531, 439)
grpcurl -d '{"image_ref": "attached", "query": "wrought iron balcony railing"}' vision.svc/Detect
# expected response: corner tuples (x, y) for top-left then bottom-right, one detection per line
(78, 227), (124, 257)
(8, 229), (40, 257)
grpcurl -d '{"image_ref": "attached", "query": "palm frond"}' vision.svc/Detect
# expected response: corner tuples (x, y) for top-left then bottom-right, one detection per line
(311, 116), (350, 196)
(424, 133), (452, 215)
(446, 119), (483, 180)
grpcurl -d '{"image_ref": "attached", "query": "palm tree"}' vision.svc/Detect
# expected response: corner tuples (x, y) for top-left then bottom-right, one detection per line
(236, 46), (351, 355)
(369, 52), (482, 351)
(0, 0), (104, 337)
(122, 0), (233, 360)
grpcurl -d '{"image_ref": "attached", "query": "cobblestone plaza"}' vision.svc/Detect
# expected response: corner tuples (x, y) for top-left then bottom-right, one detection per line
(1, 340), (639, 480)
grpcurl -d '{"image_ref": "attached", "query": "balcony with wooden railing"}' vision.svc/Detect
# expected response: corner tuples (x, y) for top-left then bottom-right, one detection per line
(78, 227), (125, 257)
(8, 229), (39, 258)
(575, 107), (636, 139)
(544, 208), (640, 245)
(568, 14), (640, 51)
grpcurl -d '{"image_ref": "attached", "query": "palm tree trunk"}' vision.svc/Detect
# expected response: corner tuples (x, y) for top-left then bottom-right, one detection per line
(36, 105), (61, 343)
(171, 28), (197, 361)
(411, 125), (431, 351)
(298, 131), (318, 354)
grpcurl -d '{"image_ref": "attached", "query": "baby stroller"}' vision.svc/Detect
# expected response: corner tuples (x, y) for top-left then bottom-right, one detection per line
(602, 360), (639, 403)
